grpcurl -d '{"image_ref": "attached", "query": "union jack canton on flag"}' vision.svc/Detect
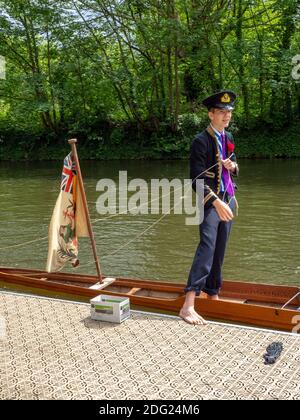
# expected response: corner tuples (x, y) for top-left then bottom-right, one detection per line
(61, 154), (76, 193)
(46, 153), (88, 272)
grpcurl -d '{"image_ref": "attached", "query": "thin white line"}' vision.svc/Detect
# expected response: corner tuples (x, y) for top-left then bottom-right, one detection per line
(0, 236), (48, 251)
(281, 291), (300, 309)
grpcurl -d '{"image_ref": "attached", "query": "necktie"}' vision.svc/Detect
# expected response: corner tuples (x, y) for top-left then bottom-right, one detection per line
(221, 133), (235, 197)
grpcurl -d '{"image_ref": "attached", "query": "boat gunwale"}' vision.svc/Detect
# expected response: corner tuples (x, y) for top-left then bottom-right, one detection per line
(1, 266), (299, 292)
(1, 267), (299, 306)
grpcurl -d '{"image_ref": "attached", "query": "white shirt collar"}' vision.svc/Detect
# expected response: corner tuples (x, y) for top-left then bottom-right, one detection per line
(210, 124), (224, 138)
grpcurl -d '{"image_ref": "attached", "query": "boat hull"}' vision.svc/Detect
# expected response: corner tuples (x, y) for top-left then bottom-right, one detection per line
(0, 267), (299, 333)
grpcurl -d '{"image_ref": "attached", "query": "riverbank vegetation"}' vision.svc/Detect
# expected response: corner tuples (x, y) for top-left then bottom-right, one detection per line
(0, 0), (299, 160)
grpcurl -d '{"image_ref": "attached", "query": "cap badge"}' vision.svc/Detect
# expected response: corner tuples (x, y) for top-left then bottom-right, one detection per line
(221, 93), (230, 103)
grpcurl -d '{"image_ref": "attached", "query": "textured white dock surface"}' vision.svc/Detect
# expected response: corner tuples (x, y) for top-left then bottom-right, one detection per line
(0, 292), (300, 400)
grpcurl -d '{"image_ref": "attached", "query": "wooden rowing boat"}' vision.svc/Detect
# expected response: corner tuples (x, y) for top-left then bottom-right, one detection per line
(2, 140), (299, 333)
(0, 266), (299, 333)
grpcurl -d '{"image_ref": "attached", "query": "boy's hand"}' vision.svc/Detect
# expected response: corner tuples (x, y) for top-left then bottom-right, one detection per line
(213, 199), (234, 222)
(222, 159), (236, 172)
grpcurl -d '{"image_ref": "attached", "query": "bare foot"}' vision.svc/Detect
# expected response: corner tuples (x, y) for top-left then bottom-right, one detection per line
(179, 308), (207, 325)
(200, 292), (219, 300)
(207, 295), (219, 301)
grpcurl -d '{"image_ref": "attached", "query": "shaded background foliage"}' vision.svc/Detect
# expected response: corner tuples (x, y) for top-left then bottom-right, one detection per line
(0, 0), (299, 160)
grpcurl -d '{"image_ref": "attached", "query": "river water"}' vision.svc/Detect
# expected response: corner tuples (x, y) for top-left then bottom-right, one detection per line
(0, 159), (300, 288)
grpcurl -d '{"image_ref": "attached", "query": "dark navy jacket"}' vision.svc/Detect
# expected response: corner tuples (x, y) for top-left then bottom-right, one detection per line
(190, 126), (239, 208)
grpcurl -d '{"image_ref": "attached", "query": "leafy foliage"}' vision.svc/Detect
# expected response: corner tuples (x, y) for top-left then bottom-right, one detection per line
(0, 0), (299, 160)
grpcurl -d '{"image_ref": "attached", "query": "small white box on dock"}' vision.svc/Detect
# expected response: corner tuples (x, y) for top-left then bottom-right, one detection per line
(90, 295), (130, 324)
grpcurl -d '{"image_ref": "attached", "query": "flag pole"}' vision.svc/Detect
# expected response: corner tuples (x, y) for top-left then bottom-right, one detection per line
(68, 139), (103, 283)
